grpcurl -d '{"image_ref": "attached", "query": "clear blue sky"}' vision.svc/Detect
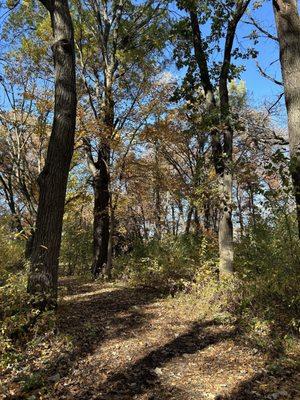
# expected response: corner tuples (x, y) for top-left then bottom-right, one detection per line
(238, 1), (283, 105)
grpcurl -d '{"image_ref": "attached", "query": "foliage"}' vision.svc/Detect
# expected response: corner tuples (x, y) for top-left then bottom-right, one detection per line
(60, 215), (93, 277)
(234, 214), (300, 350)
(114, 233), (219, 291)
(0, 271), (29, 366)
(0, 219), (24, 283)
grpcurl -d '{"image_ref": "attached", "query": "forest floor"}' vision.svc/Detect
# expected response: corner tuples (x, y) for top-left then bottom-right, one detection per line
(1, 277), (300, 400)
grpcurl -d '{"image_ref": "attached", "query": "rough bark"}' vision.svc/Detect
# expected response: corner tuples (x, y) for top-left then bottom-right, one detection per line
(27, 0), (76, 308)
(273, 0), (300, 238)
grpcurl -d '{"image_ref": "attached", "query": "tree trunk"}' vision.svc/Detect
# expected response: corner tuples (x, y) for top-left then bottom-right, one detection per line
(27, 0), (76, 309)
(273, 0), (300, 238)
(218, 165), (234, 276)
(25, 228), (35, 259)
(106, 208), (114, 279)
(236, 183), (244, 237)
(194, 207), (201, 235)
(92, 148), (110, 278)
(154, 140), (162, 240)
(185, 206), (193, 234)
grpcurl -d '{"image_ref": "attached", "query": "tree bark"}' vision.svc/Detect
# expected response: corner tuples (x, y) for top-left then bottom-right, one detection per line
(27, 0), (76, 309)
(273, 0), (300, 238)
(92, 149), (110, 278)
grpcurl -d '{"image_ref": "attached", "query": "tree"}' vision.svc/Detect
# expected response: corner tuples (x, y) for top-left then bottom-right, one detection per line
(272, 0), (300, 238)
(27, 0), (77, 309)
(174, 0), (250, 276)
(0, 55), (51, 256)
(74, 0), (167, 278)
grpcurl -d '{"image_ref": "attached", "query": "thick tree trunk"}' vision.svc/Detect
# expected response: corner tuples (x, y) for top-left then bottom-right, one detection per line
(273, 0), (300, 238)
(27, 0), (76, 309)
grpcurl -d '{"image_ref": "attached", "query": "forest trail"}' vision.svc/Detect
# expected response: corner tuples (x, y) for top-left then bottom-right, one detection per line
(3, 278), (299, 400)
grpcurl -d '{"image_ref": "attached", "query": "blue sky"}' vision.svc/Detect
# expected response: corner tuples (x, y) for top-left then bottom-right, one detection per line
(239, 1), (283, 104)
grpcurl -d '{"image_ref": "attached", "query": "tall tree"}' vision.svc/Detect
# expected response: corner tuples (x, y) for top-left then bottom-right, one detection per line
(75, 0), (167, 278)
(272, 0), (300, 238)
(182, 0), (250, 276)
(27, 0), (77, 308)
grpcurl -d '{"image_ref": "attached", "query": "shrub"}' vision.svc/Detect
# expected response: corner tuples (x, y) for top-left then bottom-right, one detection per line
(234, 214), (300, 350)
(114, 233), (219, 291)
(0, 218), (24, 284)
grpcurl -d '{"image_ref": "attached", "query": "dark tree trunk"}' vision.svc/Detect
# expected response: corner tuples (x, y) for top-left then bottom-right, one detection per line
(273, 0), (300, 238)
(106, 207), (114, 279)
(27, 0), (76, 309)
(194, 207), (201, 235)
(185, 206), (193, 234)
(25, 228), (35, 259)
(92, 146), (110, 278)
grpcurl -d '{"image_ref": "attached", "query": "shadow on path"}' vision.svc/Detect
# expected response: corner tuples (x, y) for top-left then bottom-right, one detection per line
(74, 320), (236, 399)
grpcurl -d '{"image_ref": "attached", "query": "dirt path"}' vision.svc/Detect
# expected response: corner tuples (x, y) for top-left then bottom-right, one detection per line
(2, 279), (299, 399)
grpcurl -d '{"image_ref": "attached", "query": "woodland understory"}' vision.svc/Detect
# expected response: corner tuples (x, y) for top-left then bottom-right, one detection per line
(0, 0), (300, 399)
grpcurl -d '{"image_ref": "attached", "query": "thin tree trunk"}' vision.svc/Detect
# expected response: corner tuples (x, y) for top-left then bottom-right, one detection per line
(27, 0), (76, 309)
(248, 184), (256, 228)
(273, 0), (300, 238)
(154, 140), (162, 239)
(203, 197), (211, 231)
(92, 147), (110, 278)
(25, 227), (35, 259)
(106, 206), (114, 279)
(185, 206), (193, 234)
(194, 207), (201, 235)
(171, 203), (176, 236)
(236, 183), (244, 237)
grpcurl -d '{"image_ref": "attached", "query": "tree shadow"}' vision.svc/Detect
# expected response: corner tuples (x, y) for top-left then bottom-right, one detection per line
(73, 320), (237, 399)
(10, 281), (169, 396)
(217, 363), (299, 400)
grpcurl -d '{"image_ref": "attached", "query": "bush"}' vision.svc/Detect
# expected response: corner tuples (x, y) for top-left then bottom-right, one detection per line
(114, 233), (219, 291)
(60, 218), (93, 276)
(0, 218), (24, 284)
(234, 214), (300, 350)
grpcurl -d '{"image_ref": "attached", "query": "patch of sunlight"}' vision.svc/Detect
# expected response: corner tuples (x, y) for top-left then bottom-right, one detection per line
(62, 286), (121, 302)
